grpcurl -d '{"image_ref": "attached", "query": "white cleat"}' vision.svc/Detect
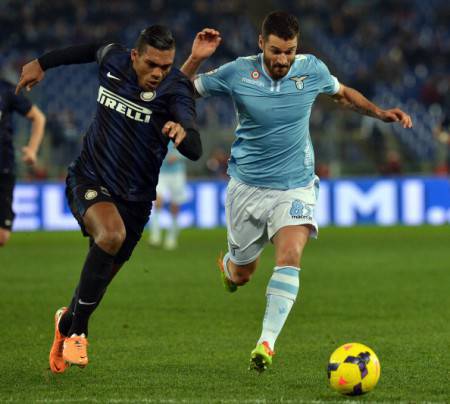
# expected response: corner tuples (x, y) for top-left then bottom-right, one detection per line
(148, 234), (162, 247)
(163, 237), (177, 250)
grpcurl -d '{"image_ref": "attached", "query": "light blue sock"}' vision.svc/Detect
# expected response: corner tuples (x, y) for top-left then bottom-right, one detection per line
(149, 210), (161, 243)
(257, 266), (300, 350)
(166, 214), (179, 241)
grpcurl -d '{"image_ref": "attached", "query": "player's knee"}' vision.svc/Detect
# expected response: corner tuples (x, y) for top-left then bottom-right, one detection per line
(95, 228), (126, 254)
(0, 231), (10, 247)
(276, 245), (301, 267)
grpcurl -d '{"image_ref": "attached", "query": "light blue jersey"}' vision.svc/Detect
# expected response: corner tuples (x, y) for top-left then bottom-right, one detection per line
(195, 53), (339, 189)
(160, 142), (186, 174)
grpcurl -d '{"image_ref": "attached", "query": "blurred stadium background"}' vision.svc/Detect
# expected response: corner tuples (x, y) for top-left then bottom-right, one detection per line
(1, 0), (449, 231)
(1, 2), (450, 402)
(2, 0), (449, 174)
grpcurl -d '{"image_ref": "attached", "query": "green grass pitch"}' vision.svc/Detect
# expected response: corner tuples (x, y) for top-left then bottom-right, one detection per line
(0, 226), (449, 402)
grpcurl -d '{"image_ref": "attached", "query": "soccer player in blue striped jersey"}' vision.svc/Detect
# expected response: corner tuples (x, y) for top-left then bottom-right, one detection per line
(16, 25), (202, 372)
(182, 12), (413, 371)
(0, 79), (46, 247)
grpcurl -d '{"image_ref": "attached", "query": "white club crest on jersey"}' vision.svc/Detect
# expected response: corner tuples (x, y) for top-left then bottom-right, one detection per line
(140, 91), (156, 102)
(97, 86), (152, 123)
(84, 190), (98, 200)
(290, 75), (308, 90)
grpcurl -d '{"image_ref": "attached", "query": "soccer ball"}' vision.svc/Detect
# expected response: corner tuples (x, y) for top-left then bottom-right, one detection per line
(327, 342), (381, 396)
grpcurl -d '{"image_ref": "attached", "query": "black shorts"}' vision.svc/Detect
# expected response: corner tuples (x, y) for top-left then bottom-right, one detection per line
(0, 173), (15, 231)
(66, 171), (152, 265)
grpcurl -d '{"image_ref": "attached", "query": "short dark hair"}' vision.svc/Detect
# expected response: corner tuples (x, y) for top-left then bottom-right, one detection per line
(135, 25), (175, 53)
(262, 11), (299, 40)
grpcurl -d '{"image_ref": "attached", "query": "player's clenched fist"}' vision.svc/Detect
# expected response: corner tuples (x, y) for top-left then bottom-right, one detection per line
(15, 59), (45, 95)
(162, 121), (186, 146)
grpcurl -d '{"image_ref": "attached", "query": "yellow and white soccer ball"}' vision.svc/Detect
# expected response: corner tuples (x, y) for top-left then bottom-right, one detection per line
(327, 342), (381, 396)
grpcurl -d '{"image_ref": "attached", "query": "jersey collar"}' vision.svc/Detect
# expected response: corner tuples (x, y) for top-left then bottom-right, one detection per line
(259, 53), (295, 83)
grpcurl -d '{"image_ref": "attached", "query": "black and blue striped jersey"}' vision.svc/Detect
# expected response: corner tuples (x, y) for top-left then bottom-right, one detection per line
(0, 79), (32, 174)
(70, 44), (198, 201)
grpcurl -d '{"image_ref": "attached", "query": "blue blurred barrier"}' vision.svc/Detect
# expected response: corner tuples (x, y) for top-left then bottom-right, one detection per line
(12, 177), (450, 231)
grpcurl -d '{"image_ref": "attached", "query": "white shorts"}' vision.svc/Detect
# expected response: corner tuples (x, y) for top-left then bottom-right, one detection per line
(226, 176), (320, 265)
(156, 171), (187, 205)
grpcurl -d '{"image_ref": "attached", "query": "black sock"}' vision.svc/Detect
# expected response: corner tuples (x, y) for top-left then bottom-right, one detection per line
(58, 287), (78, 337)
(67, 243), (115, 336)
(59, 262), (122, 336)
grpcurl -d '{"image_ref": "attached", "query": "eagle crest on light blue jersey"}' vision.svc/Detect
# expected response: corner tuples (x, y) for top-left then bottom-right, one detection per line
(290, 75), (308, 90)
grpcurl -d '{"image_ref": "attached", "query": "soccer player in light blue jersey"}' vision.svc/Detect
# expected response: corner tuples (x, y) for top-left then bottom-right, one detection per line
(149, 142), (188, 250)
(181, 12), (413, 372)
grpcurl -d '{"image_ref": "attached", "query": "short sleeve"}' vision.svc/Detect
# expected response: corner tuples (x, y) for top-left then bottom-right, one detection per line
(9, 89), (32, 116)
(169, 77), (197, 130)
(315, 58), (340, 95)
(194, 61), (237, 97)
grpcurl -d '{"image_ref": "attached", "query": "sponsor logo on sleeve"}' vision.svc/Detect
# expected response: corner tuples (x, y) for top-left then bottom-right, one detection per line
(251, 70), (260, 80)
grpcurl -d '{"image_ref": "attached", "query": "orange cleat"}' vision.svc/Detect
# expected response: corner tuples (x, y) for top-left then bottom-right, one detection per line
(49, 307), (69, 373)
(63, 334), (89, 368)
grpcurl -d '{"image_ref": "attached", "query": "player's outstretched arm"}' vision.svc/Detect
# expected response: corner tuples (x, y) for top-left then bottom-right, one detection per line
(181, 28), (221, 80)
(22, 105), (46, 166)
(16, 44), (103, 94)
(331, 84), (413, 128)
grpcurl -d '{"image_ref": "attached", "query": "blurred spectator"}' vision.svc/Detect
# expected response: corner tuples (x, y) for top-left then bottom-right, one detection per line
(1, 0), (449, 177)
(433, 114), (450, 175)
(206, 147), (229, 179)
(47, 110), (82, 177)
(380, 150), (403, 176)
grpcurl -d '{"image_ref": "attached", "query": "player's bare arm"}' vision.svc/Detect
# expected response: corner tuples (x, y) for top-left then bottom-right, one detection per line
(181, 28), (222, 80)
(331, 84), (413, 128)
(163, 121), (202, 161)
(22, 105), (46, 165)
